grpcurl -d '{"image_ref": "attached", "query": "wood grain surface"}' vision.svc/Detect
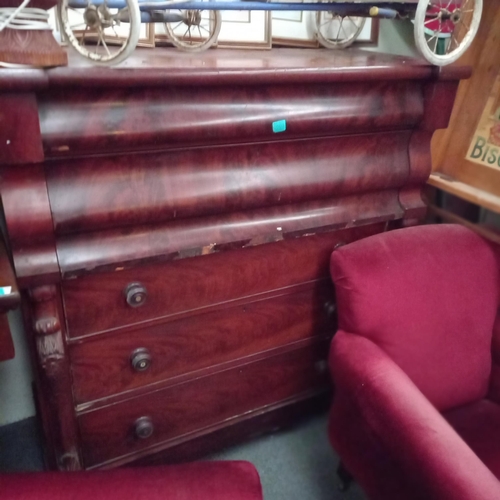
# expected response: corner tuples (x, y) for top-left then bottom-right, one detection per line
(0, 93), (43, 165)
(46, 132), (412, 234)
(39, 83), (421, 158)
(62, 225), (383, 338)
(77, 339), (330, 468)
(430, 2), (500, 210)
(0, 164), (59, 286)
(55, 192), (403, 276)
(70, 284), (335, 404)
(0, 47), (468, 93)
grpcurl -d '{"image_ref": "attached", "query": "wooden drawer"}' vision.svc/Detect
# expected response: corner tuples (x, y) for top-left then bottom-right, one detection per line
(77, 339), (330, 468)
(46, 132), (411, 235)
(39, 82), (422, 159)
(62, 225), (382, 338)
(70, 283), (335, 405)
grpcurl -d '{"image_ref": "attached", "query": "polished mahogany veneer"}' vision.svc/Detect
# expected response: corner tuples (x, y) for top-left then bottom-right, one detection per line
(62, 225), (385, 338)
(46, 132), (411, 234)
(0, 48), (468, 471)
(38, 82), (422, 158)
(78, 339), (330, 468)
(69, 285), (334, 404)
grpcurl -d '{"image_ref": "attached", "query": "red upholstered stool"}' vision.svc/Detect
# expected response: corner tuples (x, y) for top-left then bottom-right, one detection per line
(328, 224), (500, 500)
(0, 461), (263, 499)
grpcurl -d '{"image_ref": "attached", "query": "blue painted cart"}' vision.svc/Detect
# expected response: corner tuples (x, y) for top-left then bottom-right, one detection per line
(57, 0), (481, 66)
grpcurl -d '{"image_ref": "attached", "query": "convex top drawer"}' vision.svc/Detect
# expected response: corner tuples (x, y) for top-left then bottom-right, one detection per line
(39, 82), (423, 159)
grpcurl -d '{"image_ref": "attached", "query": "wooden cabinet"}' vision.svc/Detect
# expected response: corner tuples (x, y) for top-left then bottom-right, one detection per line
(0, 48), (467, 470)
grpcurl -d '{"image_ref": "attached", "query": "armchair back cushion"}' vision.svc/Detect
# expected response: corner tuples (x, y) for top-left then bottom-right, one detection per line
(330, 224), (499, 411)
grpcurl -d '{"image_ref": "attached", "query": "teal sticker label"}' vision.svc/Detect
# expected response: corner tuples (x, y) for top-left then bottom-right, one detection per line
(0, 286), (12, 296)
(272, 120), (287, 133)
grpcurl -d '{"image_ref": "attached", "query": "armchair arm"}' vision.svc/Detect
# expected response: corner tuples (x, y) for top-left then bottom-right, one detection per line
(491, 301), (500, 394)
(488, 237), (500, 402)
(330, 331), (500, 500)
(0, 230), (19, 360)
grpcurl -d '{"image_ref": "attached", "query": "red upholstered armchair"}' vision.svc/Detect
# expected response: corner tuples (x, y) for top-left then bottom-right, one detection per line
(0, 461), (263, 499)
(328, 224), (500, 500)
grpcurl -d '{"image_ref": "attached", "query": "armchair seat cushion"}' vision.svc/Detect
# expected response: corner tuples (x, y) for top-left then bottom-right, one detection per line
(445, 399), (500, 479)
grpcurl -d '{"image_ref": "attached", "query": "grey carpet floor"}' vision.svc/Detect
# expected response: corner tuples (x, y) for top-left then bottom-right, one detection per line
(209, 413), (367, 500)
(0, 417), (45, 473)
(0, 412), (367, 500)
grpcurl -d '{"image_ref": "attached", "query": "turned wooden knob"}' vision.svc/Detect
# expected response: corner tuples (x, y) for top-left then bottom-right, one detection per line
(130, 348), (152, 372)
(124, 282), (147, 308)
(134, 417), (154, 439)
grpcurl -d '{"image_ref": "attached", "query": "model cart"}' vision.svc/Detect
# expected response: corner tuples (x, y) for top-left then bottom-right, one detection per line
(57, 0), (482, 66)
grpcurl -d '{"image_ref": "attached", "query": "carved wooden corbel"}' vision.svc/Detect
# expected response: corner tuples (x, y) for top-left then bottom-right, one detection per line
(30, 285), (64, 371)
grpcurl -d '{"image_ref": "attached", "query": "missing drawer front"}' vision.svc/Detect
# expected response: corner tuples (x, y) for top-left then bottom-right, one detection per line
(62, 225), (383, 339)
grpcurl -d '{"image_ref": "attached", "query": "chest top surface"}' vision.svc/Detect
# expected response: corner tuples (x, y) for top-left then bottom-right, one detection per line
(0, 47), (468, 89)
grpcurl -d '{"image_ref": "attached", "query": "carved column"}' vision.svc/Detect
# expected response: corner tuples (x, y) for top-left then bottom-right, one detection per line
(399, 129), (434, 227)
(400, 78), (463, 227)
(29, 284), (81, 470)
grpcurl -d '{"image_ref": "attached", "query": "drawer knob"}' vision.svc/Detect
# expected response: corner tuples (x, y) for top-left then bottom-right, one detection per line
(315, 359), (329, 374)
(124, 282), (147, 308)
(134, 416), (154, 439)
(324, 301), (337, 319)
(131, 348), (152, 372)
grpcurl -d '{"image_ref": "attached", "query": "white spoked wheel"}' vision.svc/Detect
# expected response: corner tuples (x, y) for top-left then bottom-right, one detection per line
(165, 2), (221, 52)
(414, 0), (482, 66)
(57, 0), (141, 66)
(316, 11), (366, 49)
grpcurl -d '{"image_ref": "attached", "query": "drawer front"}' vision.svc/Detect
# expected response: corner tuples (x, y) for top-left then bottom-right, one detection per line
(70, 283), (335, 404)
(78, 340), (330, 468)
(40, 82), (422, 159)
(63, 225), (383, 338)
(47, 132), (410, 235)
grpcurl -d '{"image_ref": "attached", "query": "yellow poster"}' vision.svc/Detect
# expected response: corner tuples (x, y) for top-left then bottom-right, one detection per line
(466, 74), (500, 170)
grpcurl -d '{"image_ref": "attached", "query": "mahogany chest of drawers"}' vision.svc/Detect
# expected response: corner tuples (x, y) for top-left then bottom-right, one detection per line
(0, 48), (468, 470)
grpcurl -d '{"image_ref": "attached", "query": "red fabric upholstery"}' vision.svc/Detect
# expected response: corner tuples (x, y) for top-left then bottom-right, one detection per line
(445, 400), (500, 479)
(489, 313), (500, 404)
(330, 224), (498, 411)
(328, 224), (500, 500)
(329, 332), (500, 500)
(0, 461), (263, 500)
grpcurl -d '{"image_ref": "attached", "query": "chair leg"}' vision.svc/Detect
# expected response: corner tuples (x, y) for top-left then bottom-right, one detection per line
(337, 461), (354, 492)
